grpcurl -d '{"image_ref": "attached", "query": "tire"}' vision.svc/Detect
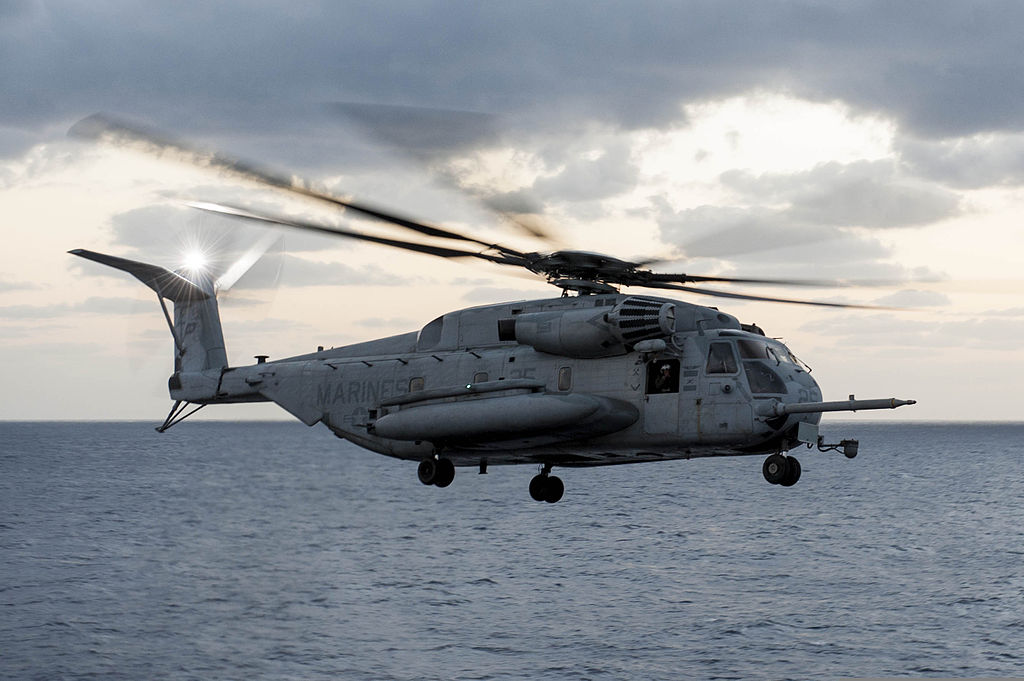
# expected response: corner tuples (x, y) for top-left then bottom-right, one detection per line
(762, 453), (788, 485)
(780, 456), (801, 487)
(417, 459), (438, 485)
(544, 476), (564, 503)
(434, 458), (456, 488)
(529, 474), (547, 501)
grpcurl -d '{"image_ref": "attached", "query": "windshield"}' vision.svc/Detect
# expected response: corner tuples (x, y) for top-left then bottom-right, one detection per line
(737, 338), (791, 393)
(737, 338), (800, 366)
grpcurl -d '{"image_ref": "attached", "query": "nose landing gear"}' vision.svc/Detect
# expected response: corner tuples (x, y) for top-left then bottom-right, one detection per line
(762, 453), (801, 487)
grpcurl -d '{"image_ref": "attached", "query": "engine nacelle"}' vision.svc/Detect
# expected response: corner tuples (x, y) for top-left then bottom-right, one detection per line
(515, 296), (675, 358)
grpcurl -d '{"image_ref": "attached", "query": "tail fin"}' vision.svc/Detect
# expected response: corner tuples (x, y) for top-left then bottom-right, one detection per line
(69, 249), (228, 374)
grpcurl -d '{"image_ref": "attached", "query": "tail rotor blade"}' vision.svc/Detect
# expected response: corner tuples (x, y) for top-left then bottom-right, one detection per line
(215, 232), (284, 293)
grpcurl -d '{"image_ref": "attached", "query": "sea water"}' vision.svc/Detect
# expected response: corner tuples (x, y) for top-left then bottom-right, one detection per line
(2, 421), (1023, 680)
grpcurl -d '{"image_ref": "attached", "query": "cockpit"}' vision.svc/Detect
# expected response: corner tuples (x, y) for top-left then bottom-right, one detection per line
(704, 335), (810, 395)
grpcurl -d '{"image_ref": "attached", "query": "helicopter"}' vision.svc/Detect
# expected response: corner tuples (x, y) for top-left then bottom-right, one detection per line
(69, 115), (915, 503)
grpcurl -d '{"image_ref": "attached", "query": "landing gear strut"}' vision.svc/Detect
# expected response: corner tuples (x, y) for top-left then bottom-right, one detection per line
(418, 457), (455, 488)
(762, 453), (801, 487)
(529, 465), (564, 503)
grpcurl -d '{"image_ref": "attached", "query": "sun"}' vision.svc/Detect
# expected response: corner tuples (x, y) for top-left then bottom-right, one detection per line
(181, 249), (209, 272)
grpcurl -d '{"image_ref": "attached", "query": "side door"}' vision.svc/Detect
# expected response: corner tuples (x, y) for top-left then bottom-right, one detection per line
(699, 341), (752, 443)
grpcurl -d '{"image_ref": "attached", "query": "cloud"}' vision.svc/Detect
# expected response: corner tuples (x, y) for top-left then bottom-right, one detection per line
(719, 161), (961, 229)
(462, 286), (551, 303)
(982, 306), (1024, 317)
(353, 317), (417, 329)
(804, 311), (1024, 351)
(658, 160), (963, 265)
(276, 254), (411, 287)
(0, 277), (39, 292)
(871, 289), (951, 308)
(532, 138), (640, 203)
(0, 296), (151, 319)
(658, 202), (892, 264)
(652, 158), (962, 285)
(328, 102), (504, 160)
(898, 133), (1024, 188)
(6, 2), (1024, 168)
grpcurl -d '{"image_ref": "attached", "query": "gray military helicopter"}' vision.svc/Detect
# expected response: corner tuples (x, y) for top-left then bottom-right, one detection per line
(69, 116), (915, 503)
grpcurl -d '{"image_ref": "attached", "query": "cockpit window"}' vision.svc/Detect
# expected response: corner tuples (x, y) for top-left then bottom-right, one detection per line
(738, 338), (796, 366)
(744, 362), (787, 394)
(737, 339), (769, 360)
(705, 342), (738, 374)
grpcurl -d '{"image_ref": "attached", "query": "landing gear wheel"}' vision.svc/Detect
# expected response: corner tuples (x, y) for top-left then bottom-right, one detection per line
(762, 454), (788, 485)
(543, 476), (564, 503)
(780, 456), (801, 487)
(529, 473), (565, 503)
(417, 459), (438, 486)
(529, 474), (548, 501)
(433, 458), (455, 488)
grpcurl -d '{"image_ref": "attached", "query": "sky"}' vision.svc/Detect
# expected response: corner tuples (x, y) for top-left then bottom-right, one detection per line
(1, 1), (1022, 421)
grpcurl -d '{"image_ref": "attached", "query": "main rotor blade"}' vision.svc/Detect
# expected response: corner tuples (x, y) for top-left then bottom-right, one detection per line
(188, 202), (522, 265)
(70, 114), (528, 258)
(635, 281), (896, 310)
(642, 272), (919, 289)
(327, 102), (563, 246)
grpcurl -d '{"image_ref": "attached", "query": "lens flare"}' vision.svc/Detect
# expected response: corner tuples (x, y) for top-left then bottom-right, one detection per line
(182, 250), (208, 272)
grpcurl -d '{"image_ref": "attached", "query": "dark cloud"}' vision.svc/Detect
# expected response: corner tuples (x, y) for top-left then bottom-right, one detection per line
(531, 139), (640, 203)
(328, 102), (503, 160)
(898, 133), (1024, 188)
(659, 160), (962, 266)
(720, 161), (961, 229)
(653, 158), (962, 283)
(5, 1), (1024, 167)
(659, 203), (891, 261)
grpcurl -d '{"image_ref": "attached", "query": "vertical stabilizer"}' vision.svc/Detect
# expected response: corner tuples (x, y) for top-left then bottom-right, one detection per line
(69, 249), (229, 378)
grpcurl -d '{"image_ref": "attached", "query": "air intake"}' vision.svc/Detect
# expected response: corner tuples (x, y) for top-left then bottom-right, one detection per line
(607, 297), (676, 344)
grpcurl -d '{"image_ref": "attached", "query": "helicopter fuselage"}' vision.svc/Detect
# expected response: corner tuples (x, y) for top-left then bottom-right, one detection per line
(176, 292), (826, 468)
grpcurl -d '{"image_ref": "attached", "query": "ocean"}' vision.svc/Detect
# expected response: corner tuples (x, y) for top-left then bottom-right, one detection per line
(2, 421), (1023, 680)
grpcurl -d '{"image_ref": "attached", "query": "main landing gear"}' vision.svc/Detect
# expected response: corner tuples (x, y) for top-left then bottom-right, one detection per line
(529, 465), (564, 503)
(762, 453), (801, 487)
(418, 457), (455, 488)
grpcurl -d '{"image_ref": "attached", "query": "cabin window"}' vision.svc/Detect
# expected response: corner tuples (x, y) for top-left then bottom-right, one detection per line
(646, 359), (679, 394)
(705, 342), (738, 374)
(497, 318), (516, 341)
(473, 372), (489, 384)
(409, 377), (425, 392)
(557, 366), (572, 391)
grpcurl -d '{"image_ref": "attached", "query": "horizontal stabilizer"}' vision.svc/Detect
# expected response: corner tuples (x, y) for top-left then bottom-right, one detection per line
(69, 249), (210, 302)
